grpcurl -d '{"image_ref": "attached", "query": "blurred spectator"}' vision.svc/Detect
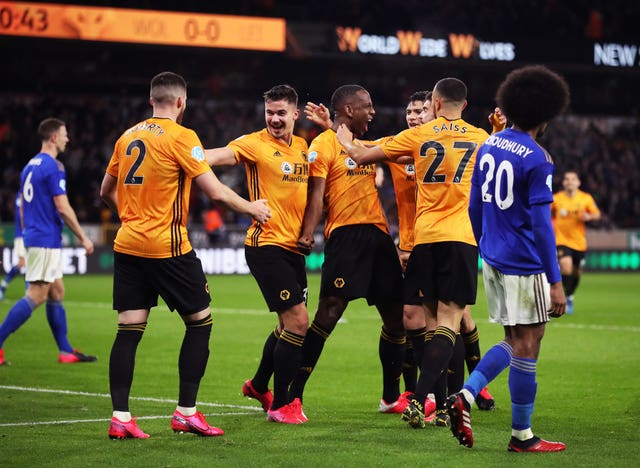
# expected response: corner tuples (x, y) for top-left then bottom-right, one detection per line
(1, 94), (638, 230)
(203, 205), (226, 245)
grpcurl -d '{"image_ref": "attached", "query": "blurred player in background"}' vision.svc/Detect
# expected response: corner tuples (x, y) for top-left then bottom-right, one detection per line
(551, 171), (601, 313)
(100, 71), (270, 439)
(205, 84), (310, 424)
(0, 193), (27, 300)
(0, 118), (96, 367)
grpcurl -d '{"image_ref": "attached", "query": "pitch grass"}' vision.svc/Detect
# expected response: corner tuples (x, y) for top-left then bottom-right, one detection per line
(0, 273), (638, 467)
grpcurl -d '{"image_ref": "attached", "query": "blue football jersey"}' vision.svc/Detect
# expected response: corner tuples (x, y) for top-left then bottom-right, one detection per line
(20, 153), (66, 248)
(470, 128), (556, 276)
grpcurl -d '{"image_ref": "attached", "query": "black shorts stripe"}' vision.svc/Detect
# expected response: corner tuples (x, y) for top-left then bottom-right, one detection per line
(533, 274), (547, 322)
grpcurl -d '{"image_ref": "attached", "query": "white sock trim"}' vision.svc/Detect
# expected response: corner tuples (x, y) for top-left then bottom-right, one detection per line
(176, 406), (196, 416)
(461, 389), (474, 407)
(512, 428), (534, 441)
(113, 411), (131, 422)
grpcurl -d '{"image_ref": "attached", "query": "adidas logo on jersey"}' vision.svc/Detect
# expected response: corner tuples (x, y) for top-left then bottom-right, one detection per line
(273, 150), (282, 157)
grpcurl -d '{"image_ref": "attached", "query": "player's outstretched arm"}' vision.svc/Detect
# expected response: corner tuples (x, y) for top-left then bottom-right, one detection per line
(336, 124), (386, 165)
(204, 147), (237, 167)
(195, 171), (270, 224)
(297, 176), (325, 255)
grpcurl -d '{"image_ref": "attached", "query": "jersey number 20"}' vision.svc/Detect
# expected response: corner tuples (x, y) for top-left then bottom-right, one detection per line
(479, 153), (514, 210)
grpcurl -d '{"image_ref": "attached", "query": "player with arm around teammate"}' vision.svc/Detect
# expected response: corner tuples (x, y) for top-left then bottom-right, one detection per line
(100, 71), (270, 439)
(337, 78), (490, 429)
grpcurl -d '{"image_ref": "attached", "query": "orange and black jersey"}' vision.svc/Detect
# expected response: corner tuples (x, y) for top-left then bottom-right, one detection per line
(106, 117), (210, 258)
(372, 136), (417, 251)
(552, 189), (600, 251)
(386, 161), (417, 251)
(381, 117), (489, 246)
(309, 129), (388, 239)
(228, 129), (309, 253)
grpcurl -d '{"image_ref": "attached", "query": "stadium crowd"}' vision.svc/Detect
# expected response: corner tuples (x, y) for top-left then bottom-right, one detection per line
(0, 93), (638, 231)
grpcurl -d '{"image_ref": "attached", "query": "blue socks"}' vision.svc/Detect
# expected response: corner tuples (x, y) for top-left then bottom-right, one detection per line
(0, 296), (37, 348)
(509, 356), (537, 430)
(46, 301), (73, 353)
(463, 340), (513, 398)
(4, 265), (21, 284)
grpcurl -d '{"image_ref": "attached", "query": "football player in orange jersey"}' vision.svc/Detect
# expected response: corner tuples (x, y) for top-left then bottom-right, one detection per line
(551, 171), (601, 313)
(100, 71), (270, 439)
(204, 84), (310, 424)
(337, 78), (490, 428)
(304, 93), (431, 408)
(292, 85), (407, 417)
(306, 93), (503, 422)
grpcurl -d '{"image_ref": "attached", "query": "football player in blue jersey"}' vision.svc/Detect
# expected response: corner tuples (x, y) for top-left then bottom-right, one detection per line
(447, 65), (570, 453)
(0, 118), (96, 366)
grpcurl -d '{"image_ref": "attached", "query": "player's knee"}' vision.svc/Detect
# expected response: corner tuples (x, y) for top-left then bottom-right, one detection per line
(314, 297), (346, 331)
(281, 303), (309, 334)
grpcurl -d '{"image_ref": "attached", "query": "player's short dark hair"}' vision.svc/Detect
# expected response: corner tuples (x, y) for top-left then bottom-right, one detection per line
(433, 78), (467, 102)
(38, 118), (65, 142)
(496, 65), (570, 131)
(263, 84), (298, 106)
(408, 91), (428, 103)
(150, 71), (187, 105)
(330, 84), (367, 112)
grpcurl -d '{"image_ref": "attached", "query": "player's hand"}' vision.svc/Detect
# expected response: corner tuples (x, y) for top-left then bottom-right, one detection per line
(580, 211), (596, 222)
(82, 238), (95, 256)
(297, 233), (314, 256)
(304, 102), (332, 130)
(489, 107), (507, 132)
(548, 282), (566, 317)
(335, 123), (354, 148)
(250, 199), (271, 224)
(397, 248), (410, 272)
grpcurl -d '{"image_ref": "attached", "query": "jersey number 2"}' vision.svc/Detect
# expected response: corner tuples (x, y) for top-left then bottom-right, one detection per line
(125, 140), (146, 185)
